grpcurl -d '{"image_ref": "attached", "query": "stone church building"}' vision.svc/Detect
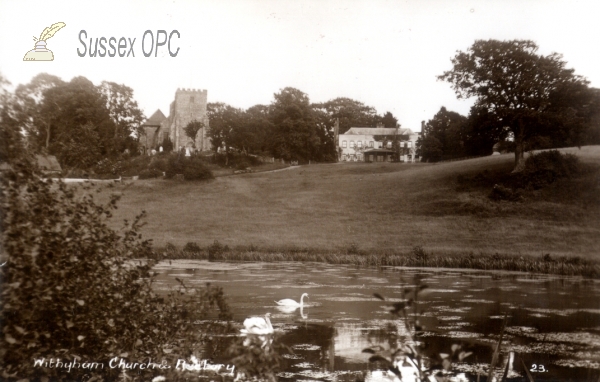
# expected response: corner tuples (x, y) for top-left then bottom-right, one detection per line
(140, 88), (211, 153)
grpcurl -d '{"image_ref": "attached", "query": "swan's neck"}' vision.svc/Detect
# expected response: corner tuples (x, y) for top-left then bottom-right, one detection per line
(265, 315), (273, 330)
(300, 294), (306, 305)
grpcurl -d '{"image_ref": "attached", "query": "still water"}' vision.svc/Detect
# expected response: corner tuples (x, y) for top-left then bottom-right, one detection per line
(153, 260), (600, 381)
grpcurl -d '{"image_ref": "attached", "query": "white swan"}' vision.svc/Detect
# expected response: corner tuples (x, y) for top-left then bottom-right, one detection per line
(275, 304), (308, 319)
(240, 313), (274, 335)
(275, 293), (308, 307)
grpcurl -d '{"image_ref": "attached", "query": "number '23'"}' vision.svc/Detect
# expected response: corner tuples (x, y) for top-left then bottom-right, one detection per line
(531, 364), (547, 372)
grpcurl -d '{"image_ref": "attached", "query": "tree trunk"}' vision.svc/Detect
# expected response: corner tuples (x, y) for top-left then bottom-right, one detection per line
(513, 140), (526, 173)
(512, 119), (526, 173)
(45, 123), (50, 149)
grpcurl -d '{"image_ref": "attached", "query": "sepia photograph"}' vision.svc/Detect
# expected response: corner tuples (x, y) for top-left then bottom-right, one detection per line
(1, 0), (599, 381)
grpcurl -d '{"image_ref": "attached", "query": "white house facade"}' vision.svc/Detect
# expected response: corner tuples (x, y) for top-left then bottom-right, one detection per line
(338, 127), (420, 162)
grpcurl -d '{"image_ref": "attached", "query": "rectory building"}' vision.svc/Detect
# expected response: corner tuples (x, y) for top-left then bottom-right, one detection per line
(338, 126), (420, 162)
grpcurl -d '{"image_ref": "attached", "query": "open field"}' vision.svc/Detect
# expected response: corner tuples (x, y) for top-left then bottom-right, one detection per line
(100, 146), (600, 259)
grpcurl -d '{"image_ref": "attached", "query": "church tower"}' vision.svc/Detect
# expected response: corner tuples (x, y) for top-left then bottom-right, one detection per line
(164, 88), (210, 152)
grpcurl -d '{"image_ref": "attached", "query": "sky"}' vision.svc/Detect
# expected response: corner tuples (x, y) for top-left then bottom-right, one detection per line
(1, 0), (599, 132)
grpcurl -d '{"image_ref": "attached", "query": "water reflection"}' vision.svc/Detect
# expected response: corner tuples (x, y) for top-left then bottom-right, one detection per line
(153, 261), (600, 381)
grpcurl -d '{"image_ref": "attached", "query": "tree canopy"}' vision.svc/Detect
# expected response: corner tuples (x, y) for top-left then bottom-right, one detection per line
(418, 107), (467, 162)
(269, 87), (322, 161)
(381, 111), (399, 128)
(207, 102), (244, 154)
(4, 74), (144, 169)
(183, 120), (205, 148)
(99, 81), (145, 154)
(313, 97), (380, 134)
(439, 39), (594, 171)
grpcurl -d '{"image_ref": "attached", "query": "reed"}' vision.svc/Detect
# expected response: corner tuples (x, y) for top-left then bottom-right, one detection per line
(148, 244), (600, 278)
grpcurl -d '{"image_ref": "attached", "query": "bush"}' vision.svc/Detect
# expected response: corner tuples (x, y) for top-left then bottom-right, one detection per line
(236, 159), (251, 171)
(94, 157), (123, 176)
(183, 242), (201, 253)
(489, 184), (523, 201)
(0, 158), (232, 381)
(165, 242), (178, 253)
(520, 150), (581, 189)
(214, 152), (262, 168)
(182, 157), (213, 181)
(488, 150), (586, 201)
(412, 245), (428, 262)
(165, 154), (213, 181)
(346, 242), (360, 255)
(139, 168), (164, 179)
(207, 240), (229, 261)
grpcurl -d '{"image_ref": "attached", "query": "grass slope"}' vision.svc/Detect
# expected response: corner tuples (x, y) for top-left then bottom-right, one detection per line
(102, 147), (600, 259)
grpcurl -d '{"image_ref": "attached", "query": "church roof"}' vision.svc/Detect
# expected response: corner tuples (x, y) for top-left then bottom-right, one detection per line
(344, 127), (413, 136)
(144, 109), (167, 126)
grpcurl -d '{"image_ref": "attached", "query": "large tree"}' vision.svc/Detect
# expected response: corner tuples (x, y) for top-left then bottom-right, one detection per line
(268, 87), (322, 161)
(0, 74), (26, 163)
(311, 105), (337, 162)
(35, 76), (114, 167)
(241, 104), (272, 154)
(99, 81), (144, 154)
(462, 105), (507, 156)
(418, 107), (467, 162)
(314, 97), (380, 134)
(207, 102), (244, 163)
(183, 120), (205, 149)
(381, 111), (399, 128)
(583, 88), (600, 145)
(439, 39), (593, 172)
(12, 73), (65, 150)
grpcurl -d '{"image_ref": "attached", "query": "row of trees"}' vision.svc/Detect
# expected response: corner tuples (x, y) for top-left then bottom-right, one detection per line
(203, 88), (400, 163)
(4, 39), (600, 171)
(1, 73), (144, 168)
(419, 40), (600, 169)
(417, 105), (518, 162)
(1, 72), (402, 167)
(204, 40), (600, 169)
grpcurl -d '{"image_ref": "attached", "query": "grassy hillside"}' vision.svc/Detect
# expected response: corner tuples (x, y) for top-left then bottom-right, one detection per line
(101, 146), (600, 259)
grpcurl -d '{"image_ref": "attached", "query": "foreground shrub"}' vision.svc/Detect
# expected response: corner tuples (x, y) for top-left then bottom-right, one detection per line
(227, 333), (288, 382)
(0, 158), (232, 381)
(365, 276), (474, 381)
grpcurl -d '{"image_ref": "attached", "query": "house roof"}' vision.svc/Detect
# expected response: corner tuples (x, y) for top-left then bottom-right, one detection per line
(35, 154), (62, 173)
(344, 127), (413, 136)
(144, 109), (167, 126)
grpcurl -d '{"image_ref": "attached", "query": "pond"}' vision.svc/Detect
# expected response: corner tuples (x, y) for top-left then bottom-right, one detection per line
(153, 261), (600, 381)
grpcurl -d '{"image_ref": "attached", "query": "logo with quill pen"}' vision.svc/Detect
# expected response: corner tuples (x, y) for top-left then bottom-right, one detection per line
(23, 22), (66, 61)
